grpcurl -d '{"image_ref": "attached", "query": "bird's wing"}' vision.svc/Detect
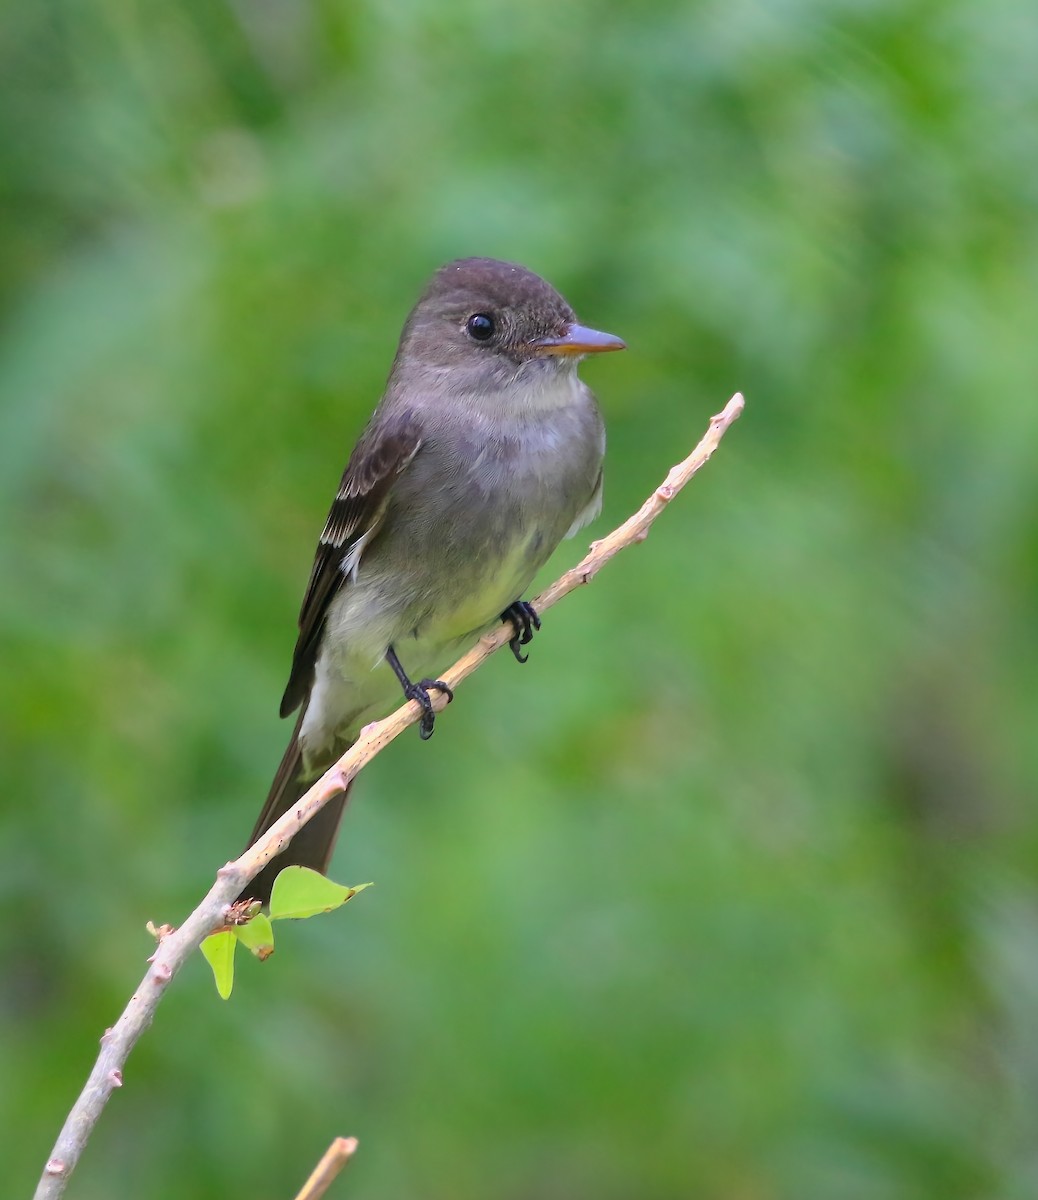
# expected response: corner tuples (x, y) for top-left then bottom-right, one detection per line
(279, 414), (423, 717)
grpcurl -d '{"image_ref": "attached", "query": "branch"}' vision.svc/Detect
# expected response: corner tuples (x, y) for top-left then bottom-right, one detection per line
(33, 392), (744, 1200)
(292, 1137), (358, 1200)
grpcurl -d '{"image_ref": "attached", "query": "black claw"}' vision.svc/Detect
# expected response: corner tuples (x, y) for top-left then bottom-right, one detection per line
(421, 678), (454, 704)
(501, 600), (542, 664)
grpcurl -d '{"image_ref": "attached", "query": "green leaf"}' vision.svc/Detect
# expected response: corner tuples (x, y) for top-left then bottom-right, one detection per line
(234, 912), (275, 960)
(268, 866), (372, 920)
(200, 930), (236, 999)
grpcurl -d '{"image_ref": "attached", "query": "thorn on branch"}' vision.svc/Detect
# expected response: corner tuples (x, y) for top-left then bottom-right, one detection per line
(225, 899), (260, 926)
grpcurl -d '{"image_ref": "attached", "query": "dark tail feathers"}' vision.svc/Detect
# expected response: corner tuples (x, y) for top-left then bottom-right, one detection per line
(239, 710), (350, 905)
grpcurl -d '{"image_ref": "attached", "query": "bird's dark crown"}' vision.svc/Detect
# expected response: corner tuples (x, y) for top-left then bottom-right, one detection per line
(401, 257), (577, 365)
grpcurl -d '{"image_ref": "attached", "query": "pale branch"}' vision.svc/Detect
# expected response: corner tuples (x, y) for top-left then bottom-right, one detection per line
(33, 392), (744, 1200)
(292, 1137), (358, 1200)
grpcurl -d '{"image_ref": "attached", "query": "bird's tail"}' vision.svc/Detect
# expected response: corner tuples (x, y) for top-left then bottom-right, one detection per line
(239, 709), (351, 906)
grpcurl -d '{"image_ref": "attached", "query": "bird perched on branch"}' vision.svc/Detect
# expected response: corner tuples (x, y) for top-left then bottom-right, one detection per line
(243, 257), (625, 904)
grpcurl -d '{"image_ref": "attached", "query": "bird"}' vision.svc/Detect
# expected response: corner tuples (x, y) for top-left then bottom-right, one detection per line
(241, 257), (625, 904)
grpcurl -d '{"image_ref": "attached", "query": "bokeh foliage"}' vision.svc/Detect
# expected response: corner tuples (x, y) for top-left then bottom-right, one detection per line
(3, 1), (1038, 1196)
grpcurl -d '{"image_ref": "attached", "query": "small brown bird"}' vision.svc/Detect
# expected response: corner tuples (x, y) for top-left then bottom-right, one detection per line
(243, 258), (624, 903)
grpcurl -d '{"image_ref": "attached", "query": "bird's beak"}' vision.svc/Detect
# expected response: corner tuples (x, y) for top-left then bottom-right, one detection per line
(532, 322), (626, 357)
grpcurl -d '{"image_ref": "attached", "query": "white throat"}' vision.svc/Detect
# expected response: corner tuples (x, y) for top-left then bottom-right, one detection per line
(489, 358), (585, 417)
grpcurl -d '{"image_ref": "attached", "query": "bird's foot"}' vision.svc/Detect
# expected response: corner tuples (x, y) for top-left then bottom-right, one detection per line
(405, 678), (454, 740)
(501, 600), (542, 664)
(386, 644), (453, 739)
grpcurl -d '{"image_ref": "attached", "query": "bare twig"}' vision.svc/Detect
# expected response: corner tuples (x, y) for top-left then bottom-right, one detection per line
(292, 1137), (358, 1200)
(33, 393), (744, 1200)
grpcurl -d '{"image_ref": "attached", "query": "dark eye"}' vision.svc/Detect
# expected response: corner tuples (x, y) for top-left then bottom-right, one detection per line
(466, 312), (495, 341)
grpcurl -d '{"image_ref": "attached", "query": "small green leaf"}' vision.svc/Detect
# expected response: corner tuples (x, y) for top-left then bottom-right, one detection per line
(234, 912), (275, 960)
(268, 866), (372, 920)
(200, 930), (236, 999)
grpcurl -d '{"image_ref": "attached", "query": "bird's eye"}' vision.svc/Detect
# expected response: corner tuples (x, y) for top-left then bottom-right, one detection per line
(465, 313), (495, 341)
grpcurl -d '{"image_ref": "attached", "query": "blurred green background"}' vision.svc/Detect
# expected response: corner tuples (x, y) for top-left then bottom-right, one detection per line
(3, 1), (1037, 1197)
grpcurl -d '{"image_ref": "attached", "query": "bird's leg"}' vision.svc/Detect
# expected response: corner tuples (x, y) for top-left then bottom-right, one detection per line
(500, 600), (542, 664)
(385, 645), (454, 740)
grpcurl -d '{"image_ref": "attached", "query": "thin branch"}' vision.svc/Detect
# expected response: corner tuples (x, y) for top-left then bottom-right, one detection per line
(292, 1137), (358, 1200)
(33, 392), (744, 1200)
